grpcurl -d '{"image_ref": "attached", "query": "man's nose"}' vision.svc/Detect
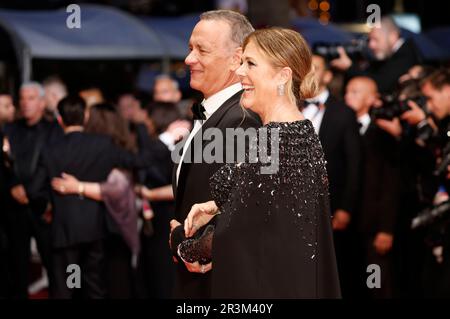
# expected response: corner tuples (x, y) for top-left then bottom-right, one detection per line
(185, 51), (196, 66)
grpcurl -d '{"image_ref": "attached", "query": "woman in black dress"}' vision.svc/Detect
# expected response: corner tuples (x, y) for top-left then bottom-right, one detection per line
(180, 28), (341, 298)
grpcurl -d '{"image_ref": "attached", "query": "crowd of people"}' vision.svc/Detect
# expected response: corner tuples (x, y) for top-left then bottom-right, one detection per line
(1, 9), (450, 299)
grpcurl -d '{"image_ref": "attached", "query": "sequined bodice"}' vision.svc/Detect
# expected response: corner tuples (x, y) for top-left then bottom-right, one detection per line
(210, 119), (329, 258)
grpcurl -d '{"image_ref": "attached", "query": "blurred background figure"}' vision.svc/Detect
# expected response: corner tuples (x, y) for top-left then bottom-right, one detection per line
(0, 92), (15, 126)
(0, 91), (15, 298)
(152, 75), (182, 104)
(42, 76), (67, 120)
(3, 82), (63, 298)
(135, 101), (190, 299)
(79, 87), (105, 109)
(331, 15), (421, 94)
(303, 52), (362, 298)
(345, 76), (400, 298)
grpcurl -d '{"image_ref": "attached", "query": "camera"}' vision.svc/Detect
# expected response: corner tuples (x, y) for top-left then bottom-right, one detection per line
(411, 200), (450, 230)
(371, 95), (427, 121)
(434, 141), (450, 178)
(313, 38), (367, 61)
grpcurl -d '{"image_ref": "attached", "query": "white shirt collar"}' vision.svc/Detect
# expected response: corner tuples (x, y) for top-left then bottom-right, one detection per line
(392, 38), (405, 55)
(358, 113), (371, 135)
(201, 83), (242, 120)
(306, 89), (330, 105)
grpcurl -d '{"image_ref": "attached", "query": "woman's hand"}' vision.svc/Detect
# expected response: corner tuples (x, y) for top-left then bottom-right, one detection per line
(184, 201), (219, 238)
(184, 261), (212, 274)
(51, 173), (79, 195)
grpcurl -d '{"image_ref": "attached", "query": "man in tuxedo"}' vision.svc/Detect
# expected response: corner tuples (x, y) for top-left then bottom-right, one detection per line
(169, 10), (261, 298)
(303, 54), (362, 297)
(345, 76), (400, 298)
(27, 96), (150, 298)
(331, 15), (421, 94)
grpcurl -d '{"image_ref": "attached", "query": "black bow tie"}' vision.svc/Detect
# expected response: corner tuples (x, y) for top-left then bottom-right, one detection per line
(191, 102), (206, 120)
(308, 100), (321, 108)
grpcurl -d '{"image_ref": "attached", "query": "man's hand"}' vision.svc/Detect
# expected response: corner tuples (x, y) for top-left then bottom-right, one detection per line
(400, 100), (426, 126)
(11, 184), (29, 205)
(373, 232), (393, 255)
(330, 47), (352, 71)
(166, 120), (192, 142)
(332, 209), (351, 231)
(375, 117), (403, 138)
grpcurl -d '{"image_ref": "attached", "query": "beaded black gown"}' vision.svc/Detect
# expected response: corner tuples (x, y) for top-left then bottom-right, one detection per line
(209, 120), (341, 298)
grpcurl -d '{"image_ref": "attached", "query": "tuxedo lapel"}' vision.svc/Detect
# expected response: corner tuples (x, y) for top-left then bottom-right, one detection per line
(173, 90), (243, 201)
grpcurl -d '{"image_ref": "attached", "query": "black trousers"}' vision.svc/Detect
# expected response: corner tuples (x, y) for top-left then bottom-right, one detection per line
(51, 240), (106, 299)
(5, 203), (52, 298)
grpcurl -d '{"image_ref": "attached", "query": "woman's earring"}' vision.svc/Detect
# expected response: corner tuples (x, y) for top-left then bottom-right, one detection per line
(277, 84), (285, 96)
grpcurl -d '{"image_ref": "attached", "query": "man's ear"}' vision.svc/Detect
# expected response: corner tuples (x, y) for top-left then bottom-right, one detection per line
(230, 47), (243, 72)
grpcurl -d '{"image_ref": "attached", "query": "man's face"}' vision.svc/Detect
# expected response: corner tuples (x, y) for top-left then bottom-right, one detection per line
(311, 55), (331, 90)
(0, 95), (15, 123)
(345, 78), (377, 116)
(368, 28), (392, 60)
(185, 19), (239, 98)
(44, 85), (65, 112)
(422, 82), (450, 120)
(19, 87), (45, 123)
(153, 79), (181, 103)
(117, 94), (140, 121)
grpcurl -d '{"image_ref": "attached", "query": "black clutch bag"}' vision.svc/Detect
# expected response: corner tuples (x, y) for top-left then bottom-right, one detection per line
(170, 224), (214, 265)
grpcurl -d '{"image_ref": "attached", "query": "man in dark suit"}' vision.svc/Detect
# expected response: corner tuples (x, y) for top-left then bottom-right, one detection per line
(331, 15), (421, 94)
(345, 76), (400, 298)
(169, 10), (261, 299)
(303, 54), (362, 297)
(3, 82), (63, 298)
(27, 96), (149, 298)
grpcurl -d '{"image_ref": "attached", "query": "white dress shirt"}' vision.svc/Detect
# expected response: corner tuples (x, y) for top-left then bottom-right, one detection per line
(358, 113), (371, 136)
(303, 89), (330, 134)
(175, 82), (242, 186)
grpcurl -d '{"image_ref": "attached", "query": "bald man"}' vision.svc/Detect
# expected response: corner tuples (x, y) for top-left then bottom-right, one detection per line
(345, 76), (400, 298)
(331, 16), (421, 93)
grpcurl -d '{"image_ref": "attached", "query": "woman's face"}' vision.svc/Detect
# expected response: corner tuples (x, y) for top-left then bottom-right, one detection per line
(236, 40), (279, 112)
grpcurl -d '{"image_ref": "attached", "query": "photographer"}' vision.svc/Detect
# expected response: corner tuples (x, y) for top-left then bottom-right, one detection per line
(399, 68), (450, 297)
(330, 16), (421, 94)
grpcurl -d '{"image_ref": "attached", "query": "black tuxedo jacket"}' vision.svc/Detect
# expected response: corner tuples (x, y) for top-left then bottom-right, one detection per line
(27, 132), (147, 249)
(171, 90), (262, 298)
(318, 96), (362, 215)
(173, 90), (262, 221)
(357, 122), (400, 236)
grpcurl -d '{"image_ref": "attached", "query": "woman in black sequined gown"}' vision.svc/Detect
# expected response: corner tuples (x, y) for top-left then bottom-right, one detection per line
(180, 28), (341, 298)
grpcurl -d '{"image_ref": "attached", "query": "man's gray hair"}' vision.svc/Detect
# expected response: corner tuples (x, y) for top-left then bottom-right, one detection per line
(200, 10), (254, 47)
(380, 15), (400, 36)
(155, 74), (179, 90)
(20, 81), (45, 97)
(42, 76), (68, 96)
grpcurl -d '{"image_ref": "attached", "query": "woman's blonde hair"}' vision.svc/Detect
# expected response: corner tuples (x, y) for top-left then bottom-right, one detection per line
(243, 28), (318, 106)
